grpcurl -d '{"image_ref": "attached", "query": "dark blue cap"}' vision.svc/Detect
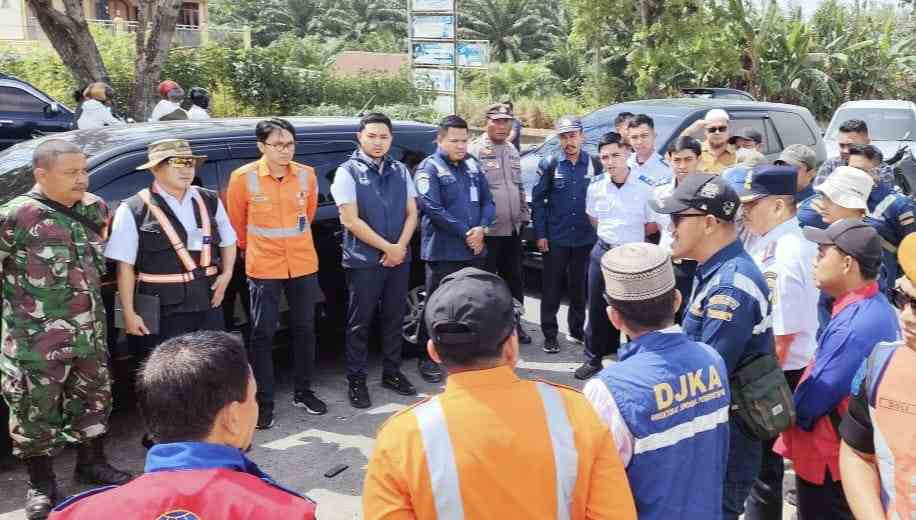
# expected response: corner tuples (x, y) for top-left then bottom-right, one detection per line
(737, 164), (798, 202)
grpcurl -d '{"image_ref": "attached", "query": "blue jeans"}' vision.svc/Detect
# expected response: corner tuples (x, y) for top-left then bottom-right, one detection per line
(723, 416), (763, 520)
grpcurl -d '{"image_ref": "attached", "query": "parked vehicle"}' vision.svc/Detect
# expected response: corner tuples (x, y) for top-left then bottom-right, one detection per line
(518, 98), (828, 267)
(0, 73), (75, 151)
(823, 100), (916, 160)
(0, 118), (438, 459)
(680, 87), (755, 101)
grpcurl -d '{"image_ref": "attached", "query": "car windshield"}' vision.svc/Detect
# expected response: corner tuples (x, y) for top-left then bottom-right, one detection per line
(826, 108), (916, 141)
(536, 108), (684, 157)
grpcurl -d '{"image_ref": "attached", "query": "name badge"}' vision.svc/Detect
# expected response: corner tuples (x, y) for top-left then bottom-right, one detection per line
(188, 228), (204, 251)
(470, 185), (479, 202)
(298, 215), (307, 232)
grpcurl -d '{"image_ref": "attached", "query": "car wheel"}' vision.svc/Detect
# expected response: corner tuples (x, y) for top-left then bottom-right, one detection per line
(402, 285), (426, 350)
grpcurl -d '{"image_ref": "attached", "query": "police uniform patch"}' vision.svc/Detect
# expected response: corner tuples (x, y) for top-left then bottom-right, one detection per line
(708, 294), (740, 310)
(416, 173), (431, 195)
(707, 309), (733, 321)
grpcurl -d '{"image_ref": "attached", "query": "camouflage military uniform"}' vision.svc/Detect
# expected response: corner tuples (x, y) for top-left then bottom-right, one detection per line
(0, 188), (111, 459)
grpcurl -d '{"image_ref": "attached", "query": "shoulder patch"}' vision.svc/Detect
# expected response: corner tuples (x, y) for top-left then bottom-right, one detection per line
(708, 294), (740, 310)
(415, 172), (431, 195)
(707, 309), (733, 321)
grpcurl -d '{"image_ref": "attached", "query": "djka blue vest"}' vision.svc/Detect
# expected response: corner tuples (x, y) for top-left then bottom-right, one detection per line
(338, 152), (409, 269)
(596, 330), (731, 520)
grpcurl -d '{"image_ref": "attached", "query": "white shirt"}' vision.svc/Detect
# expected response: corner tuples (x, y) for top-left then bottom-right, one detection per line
(187, 105), (210, 120)
(105, 183), (237, 265)
(150, 100), (181, 122)
(747, 217), (819, 371)
(330, 152), (417, 206)
(583, 324), (684, 467)
(586, 171), (659, 245)
(653, 180), (676, 251)
(627, 152), (672, 186)
(77, 99), (122, 129)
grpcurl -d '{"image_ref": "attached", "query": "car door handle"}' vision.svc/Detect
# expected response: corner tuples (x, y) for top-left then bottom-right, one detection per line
(0, 120), (14, 125)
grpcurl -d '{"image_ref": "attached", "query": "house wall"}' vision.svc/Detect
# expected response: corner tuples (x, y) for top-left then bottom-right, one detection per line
(0, 0), (27, 39)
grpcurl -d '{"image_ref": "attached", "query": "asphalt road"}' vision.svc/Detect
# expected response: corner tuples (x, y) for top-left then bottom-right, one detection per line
(0, 292), (796, 519)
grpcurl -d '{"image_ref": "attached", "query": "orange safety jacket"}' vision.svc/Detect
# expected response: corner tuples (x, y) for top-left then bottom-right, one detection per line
(363, 366), (637, 520)
(226, 158), (318, 279)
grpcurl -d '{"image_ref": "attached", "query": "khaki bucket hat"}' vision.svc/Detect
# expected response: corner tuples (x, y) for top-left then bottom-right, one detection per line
(136, 138), (207, 170)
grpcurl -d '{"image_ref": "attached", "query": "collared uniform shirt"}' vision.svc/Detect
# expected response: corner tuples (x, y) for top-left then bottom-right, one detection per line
(627, 152), (672, 187)
(747, 217), (818, 371)
(815, 156), (896, 188)
(652, 180), (677, 252)
(531, 151), (598, 248)
(330, 149), (417, 205)
(698, 142), (737, 175)
(363, 365), (637, 520)
(468, 133), (528, 237)
(586, 170), (659, 246)
(105, 183), (237, 265)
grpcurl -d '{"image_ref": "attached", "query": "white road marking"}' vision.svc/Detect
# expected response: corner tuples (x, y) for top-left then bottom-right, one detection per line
(308, 488), (362, 520)
(261, 429), (375, 459)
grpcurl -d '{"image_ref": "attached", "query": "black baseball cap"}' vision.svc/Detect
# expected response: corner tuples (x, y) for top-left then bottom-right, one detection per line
(803, 219), (882, 269)
(738, 164), (798, 202)
(424, 268), (517, 355)
(649, 174), (740, 221)
(729, 128), (763, 145)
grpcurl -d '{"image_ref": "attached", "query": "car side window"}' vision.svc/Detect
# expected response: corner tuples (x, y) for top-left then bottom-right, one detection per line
(0, 86), (46, 112)
(770, 111), (817, 147)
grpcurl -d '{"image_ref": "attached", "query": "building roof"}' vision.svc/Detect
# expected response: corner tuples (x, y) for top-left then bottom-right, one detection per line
(332, 51), (408, 76)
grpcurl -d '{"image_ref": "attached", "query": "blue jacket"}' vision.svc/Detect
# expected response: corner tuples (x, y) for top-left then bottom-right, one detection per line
(866, 182), (916, 294)
(796, 184), (828, 230)
(683, 240), (775, 375)
(530, 151), (599, 248)
(794, 283), (899, 431)
(416, 148), (495, 262)
(595, 329), (730, 520)
(337, 150), (410, 269)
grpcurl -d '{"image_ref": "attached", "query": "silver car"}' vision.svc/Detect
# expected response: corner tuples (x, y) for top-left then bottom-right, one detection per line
(824, 100), (916, 159)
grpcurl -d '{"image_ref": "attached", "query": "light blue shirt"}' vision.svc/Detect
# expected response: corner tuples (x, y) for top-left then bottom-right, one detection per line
(627, 152), (672, 186)
(330, 150), (417, 206)
(104, 183), (237, 265)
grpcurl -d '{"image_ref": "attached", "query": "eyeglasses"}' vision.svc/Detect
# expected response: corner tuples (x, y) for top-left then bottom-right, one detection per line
(671, 212), (708, 226)
(892, 286), (916, 312)
(264, 142), (295, 152)
(167, 157), (196, 168)
(706, 126), (729, 134)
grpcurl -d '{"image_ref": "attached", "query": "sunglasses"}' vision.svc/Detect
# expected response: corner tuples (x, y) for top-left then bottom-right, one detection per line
(671, 212), (708, 226)
(167, 157), (196, 168)
(706, 126), (728, 134)
(892, 286), (916, 312)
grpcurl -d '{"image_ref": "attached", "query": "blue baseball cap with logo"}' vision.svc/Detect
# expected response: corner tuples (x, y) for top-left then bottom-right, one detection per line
(555, 115), (583, 134)
(737, 164), (798, 203)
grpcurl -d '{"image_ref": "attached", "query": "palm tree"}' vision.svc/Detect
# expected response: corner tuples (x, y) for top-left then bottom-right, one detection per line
(319, 0), (407, 43)
(459, 0), (562, 62)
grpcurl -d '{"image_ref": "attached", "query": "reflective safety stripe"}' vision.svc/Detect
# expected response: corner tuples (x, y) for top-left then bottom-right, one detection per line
(246, 169), (310, 195)
(869, 194), (896, 221)
(137, 265), (219, 283)
(414, 397), (464, 520)
(246, 224), (307, 238)
(633, 405), (729, 455)
(137, 187), (214, 272)
(536, 382), (578, 520)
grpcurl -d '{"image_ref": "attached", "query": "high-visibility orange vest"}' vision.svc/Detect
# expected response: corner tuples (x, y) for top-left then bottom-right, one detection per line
(226, 158), (318, 279)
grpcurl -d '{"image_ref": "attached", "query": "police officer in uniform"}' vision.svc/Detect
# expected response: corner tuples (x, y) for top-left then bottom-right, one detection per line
(331, 113), (418, 408)
(363, 268), (637, 519)
(0, 140), (130, 520)
(651, 174), (774, 520)
(584, 242), (730, 520)
(106, 139), (237, 357)
(415, 115), (495, 382)
(531, 116), (600, 353)
(469, 103), (531, 344)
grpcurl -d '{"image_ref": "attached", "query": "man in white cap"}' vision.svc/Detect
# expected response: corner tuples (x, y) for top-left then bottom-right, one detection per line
(584, 242), (730, 519)
(681, 109), (737, 174)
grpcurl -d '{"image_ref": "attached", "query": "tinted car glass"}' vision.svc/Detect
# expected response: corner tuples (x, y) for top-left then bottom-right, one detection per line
(0, 86), (46, 111)
(728, 118), (781, 155)
(825, 108), (916, 141)
(770, 110), (817, 146)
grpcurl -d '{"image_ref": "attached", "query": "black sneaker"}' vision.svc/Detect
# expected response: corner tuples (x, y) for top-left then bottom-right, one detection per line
(517, 325), (532, 345)
(574, 361), (602, 380)
(293, 390), (328, 415)
(382, 372), (418, 396)
(542, 337), (561, 354)
(417, 358), (443, 383)
(349, 378), (371, 409)
(256, 406), (275, 430)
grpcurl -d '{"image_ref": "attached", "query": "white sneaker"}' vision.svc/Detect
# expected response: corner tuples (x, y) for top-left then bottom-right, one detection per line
(565, 334), (584, 345)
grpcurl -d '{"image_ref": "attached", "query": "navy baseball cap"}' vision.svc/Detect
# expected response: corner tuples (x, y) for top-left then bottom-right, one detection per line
(555, 115), (583, 134)
(649, 174), (740, 221)
(737, 164), (798, 202)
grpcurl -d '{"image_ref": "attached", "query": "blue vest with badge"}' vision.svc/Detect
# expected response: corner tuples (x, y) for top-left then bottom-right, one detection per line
(417, 150), (492, 262)
(597, 330), (730, 520)
(867, 182), (916, 295)
(338, 151), (409, 269)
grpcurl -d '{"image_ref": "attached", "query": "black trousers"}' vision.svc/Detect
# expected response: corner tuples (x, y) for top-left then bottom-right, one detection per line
(484, 232), (524, 304)
(418, 258), (485, 360)
(585, 241), (621, 364)
(540, 244), (590, 341)
(674, 259), (697, 324)
(743, 368), (805, 520)
(344, 263), (409, 379)
(128, 306), (225, 360)
(796, 470), (853, 520)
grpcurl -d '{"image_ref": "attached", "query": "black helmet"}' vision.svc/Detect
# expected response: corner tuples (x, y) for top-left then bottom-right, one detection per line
(189, 87), (210, 110)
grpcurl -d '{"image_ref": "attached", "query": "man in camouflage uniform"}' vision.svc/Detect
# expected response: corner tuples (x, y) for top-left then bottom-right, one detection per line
(0, 140), (130, 520)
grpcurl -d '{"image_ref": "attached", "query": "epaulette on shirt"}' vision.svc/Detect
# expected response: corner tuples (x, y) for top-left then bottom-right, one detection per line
(637, 174), (660, 187)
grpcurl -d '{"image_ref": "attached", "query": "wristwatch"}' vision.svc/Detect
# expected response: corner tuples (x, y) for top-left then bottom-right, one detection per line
(481, 226), (490, 234)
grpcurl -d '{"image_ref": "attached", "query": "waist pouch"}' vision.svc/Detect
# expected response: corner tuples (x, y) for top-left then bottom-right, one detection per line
(730, 352), (796, 440)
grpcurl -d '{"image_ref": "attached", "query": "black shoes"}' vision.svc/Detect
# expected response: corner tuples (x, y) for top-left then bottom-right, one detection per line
(542, 337), (561, 354)
(25, 456), (57, 520)
(382, 372), (418, 396)
(574, 361), (602, 380)
(517, 325), (532, 344)
(349, 378), (372, 409)
(418, 358), (443, 383)
(73, 438), (132, 486)
(256, 406), (275, 430)
(293, 390), (328, 415)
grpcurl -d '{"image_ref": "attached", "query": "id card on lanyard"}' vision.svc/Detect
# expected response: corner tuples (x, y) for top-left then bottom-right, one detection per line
(297, 190), (307, 232)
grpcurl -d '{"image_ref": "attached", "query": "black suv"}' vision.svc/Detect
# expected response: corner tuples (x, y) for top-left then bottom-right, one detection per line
(0, 74), (75, 151)
(0, 117), (437, 459)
